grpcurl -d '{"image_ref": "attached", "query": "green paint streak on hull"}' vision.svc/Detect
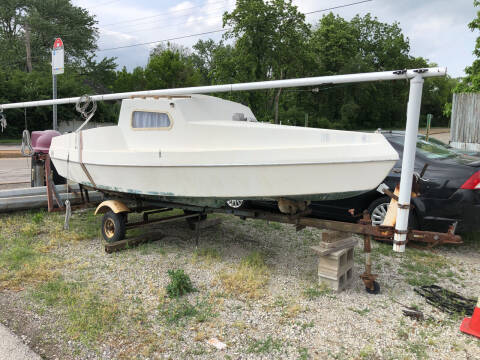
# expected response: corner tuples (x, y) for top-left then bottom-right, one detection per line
(82, 182), (369, 208)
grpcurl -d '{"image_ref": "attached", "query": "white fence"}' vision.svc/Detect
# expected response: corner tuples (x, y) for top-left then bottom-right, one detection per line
(450, 93), (480, 152)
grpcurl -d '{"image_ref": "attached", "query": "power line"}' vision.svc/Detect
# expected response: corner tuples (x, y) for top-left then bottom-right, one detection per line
(304, 0), (372, 15)
(98, 6), (229, 40)
(97, 28), (227, 52)
(90, 0), (123, 9)
(97, 0), (373, 52)
(101, 0), (228, 28)
(101, 4), (230, 35)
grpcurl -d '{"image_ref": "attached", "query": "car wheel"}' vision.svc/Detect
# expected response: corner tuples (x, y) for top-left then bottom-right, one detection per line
(367, 196), (419, 229)
(367, 196), (391, 226)
(226, 200), (245, 209)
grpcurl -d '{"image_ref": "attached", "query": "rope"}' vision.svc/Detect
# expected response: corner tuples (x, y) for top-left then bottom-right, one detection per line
(0, 111), (6, 132)
(63, 199), (71, 230)
(75, 94), (97, 132)
(21, 129), (33, 156)
(414, 285), (477, 316)
(63, 142), (71, 230)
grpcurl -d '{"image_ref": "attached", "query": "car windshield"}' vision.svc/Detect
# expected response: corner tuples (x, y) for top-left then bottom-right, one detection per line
(387, 134), (457, 159)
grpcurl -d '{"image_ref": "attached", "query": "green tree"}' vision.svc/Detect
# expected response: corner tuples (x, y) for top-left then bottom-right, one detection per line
(0, 0), (98, 71)
(145, 44), (200, 90)
(455, 0), (480, 92)
(223, 0), (310, 123)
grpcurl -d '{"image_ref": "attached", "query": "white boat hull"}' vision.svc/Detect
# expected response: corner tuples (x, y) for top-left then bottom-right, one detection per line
(49, 95), (399, 205)
(51, 158), (395, 200)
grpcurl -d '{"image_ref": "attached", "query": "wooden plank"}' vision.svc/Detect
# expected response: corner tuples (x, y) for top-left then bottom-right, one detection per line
(381, 185), (417, 227)
(105, 232), (165, 253)
(317, 236), (358, 249)
(382, 185), (399, 227)
(321, 230), (350, 243)
(311, 238), (357, 256)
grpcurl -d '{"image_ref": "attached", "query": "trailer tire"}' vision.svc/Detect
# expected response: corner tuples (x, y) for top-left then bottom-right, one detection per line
(101, 210), (126, 243)
(365, 281), (380, 295)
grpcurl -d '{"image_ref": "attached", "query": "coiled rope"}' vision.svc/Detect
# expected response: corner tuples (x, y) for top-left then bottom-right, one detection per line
(75, 94), (97, 132)
(0, 111), (6, 132)
(21, 129), (33, 156)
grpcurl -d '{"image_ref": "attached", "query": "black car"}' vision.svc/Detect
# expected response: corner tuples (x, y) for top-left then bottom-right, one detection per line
(228, 131), (480, 233)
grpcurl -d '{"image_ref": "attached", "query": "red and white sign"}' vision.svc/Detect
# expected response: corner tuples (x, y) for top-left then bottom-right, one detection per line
(52, 37), (64, 75)
(53, 38), (64, 49)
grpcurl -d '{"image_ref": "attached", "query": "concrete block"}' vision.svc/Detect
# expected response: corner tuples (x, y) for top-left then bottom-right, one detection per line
(319, 265), (354, 292)
(317, 247), (354, 279)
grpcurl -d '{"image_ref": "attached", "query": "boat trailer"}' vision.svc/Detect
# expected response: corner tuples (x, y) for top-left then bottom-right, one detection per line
(92, 195), (462, 294)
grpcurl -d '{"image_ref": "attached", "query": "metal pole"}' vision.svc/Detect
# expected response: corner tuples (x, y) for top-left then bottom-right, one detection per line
(393, 74), (424, 252)
(53, 74), (57, 131)
(425, 113), (432, 141)
(0, 68), (446, 110)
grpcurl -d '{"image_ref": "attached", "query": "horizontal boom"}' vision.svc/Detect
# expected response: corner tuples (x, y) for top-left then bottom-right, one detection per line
(0, 67), (446, 110)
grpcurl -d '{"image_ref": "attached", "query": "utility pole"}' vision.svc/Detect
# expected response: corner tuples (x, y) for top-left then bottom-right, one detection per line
(24, 24), (33, 73)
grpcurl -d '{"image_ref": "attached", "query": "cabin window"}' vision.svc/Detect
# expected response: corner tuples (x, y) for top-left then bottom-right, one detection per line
(132, 111), (171, 129)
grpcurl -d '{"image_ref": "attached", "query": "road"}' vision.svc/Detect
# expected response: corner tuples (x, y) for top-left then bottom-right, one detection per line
(0, 157), (30, 189)
(0, 324), (41, 360)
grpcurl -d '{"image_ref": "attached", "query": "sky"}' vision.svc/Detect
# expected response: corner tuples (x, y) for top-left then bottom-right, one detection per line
(71, 0), (478, 78)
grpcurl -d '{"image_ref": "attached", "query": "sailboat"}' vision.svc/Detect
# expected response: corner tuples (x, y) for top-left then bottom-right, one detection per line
(48, 94), (398, 207)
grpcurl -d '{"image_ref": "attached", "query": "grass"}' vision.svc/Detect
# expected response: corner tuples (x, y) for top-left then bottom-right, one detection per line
(247, 336), (283, 354)
(348, 307), (370, 316)
(303, 282), (332, 299)
(298, 347), (310, 360)
(32, 278), (119, 344)
(0, 210), (101, 289)
(165, 269), (196, 298)
(398, 248), (451, 286)
(159, 297), (217, 326)
(192, 247), (221, 264)
(0, 138), (20, 144)
(218, 251), (269, 299)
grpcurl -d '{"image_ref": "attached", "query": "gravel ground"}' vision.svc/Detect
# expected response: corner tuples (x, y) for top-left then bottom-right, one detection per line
(0, 210), (479, 360)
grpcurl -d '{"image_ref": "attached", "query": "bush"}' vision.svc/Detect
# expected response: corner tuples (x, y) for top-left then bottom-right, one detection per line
(166, 269), (196, 298)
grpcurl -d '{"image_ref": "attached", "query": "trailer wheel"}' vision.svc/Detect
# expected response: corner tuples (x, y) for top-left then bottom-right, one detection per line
(365, 281), (380, 295)
(101, 210), (127, 243)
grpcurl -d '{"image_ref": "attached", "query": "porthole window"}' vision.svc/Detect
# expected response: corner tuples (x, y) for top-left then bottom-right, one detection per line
(132, 111), (171, 129)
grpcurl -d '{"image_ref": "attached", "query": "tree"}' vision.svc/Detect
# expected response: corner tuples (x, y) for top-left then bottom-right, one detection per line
(144, 45), (201, 90)
(455, 0), (480, 92)
(223, 0), (310, 123)
(305, 13), (455, 129)
(0, 0), (98, 71)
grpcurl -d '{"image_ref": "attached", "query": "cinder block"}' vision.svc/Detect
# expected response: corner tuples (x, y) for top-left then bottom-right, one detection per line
(318, 265), (354, 292)
(317, 247), (354, 279)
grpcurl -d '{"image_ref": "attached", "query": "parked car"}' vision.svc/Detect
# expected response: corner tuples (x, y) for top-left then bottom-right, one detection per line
(227, 131), (480, 233)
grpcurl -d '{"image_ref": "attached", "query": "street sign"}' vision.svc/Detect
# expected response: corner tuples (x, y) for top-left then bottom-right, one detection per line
(52, 38), (64, 75)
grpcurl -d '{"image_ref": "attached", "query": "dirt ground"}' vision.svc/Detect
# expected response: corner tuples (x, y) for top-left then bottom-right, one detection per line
(0, 208), (479, 360)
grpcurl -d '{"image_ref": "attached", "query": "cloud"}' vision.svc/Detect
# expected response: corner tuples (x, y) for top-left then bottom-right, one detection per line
(73, 0), (477, 77)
